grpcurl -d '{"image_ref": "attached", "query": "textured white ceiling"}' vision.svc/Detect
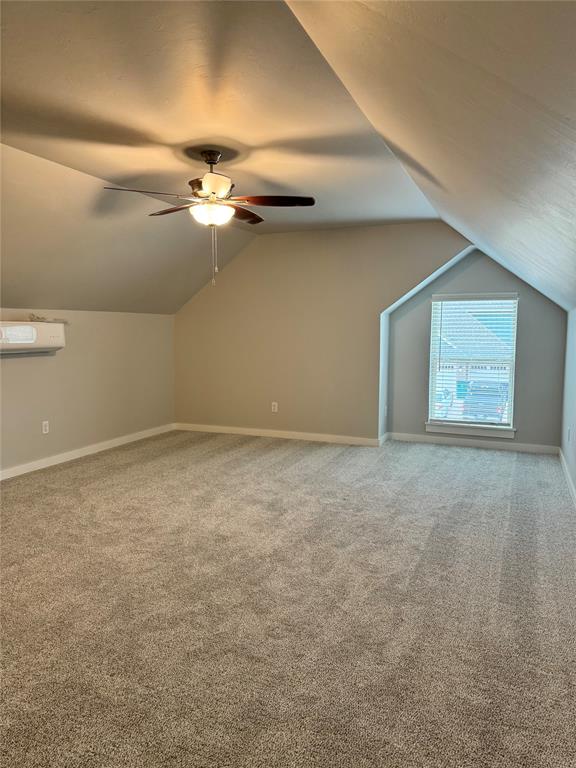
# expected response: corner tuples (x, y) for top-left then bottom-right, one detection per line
(1, 0), (436, 233)
(289, 1), (576, 309)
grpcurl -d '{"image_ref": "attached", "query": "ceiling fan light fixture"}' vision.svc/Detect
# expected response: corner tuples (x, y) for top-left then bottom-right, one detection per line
(190, 202), (235, 226)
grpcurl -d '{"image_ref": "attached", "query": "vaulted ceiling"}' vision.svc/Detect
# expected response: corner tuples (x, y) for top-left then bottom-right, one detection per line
(2, 1), (575, 312)
(1, 0), (434, 231)
(289, 1), (576, 309)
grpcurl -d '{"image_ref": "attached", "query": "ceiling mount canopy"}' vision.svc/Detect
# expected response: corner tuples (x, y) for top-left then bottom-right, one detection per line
(182, 145), (242, 165)
(199, 148), (222, 170)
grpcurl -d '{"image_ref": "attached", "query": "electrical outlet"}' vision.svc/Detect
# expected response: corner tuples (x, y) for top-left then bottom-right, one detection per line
(42, 420), (50, 435)
(271, 401), (278, 414)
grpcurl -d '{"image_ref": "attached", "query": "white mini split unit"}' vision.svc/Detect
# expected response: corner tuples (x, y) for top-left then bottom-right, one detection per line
(0, 322), (66, 356)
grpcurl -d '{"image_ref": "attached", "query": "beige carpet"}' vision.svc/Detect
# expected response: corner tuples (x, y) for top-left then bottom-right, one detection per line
(2, 431), (575, 767)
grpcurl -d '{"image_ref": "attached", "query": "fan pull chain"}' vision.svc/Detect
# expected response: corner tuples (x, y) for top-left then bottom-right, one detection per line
(210, 225), (217, 286)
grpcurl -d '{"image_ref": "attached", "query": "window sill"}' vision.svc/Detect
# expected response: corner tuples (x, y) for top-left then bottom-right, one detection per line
(425, 422), (516, 439)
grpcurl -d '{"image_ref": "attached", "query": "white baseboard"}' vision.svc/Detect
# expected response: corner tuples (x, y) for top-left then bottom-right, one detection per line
(388, 432), (559, 455)
(0, 424), (174, 481)
(173, 423), (379, 447)
(560, 450), (576, 509)
(4, 423), (564, 482)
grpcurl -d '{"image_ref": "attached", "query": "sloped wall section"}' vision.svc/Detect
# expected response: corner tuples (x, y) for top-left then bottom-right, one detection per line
(289, 1), (576, 310)
(1, 145), (255, 313)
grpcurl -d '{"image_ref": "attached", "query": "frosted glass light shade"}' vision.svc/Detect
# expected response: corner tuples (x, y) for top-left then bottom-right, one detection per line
(201, 172), (232, 198)
(190, 203), (234, 226)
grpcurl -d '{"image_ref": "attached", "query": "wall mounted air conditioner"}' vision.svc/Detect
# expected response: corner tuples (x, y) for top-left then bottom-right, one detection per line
(0, 322), (66, 356)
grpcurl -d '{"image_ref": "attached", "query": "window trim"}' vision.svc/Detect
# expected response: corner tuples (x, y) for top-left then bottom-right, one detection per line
(425, 421), (517, 438)
(427, 293), (519, 436)
(431, 292), (519, 302)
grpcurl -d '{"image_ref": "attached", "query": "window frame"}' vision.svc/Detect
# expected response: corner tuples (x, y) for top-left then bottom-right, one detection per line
(425, 292), (519, 438)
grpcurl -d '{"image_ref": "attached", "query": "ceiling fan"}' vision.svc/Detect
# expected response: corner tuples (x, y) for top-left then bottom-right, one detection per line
(105, 149), (315, 285)
(104, 149), (315, 227)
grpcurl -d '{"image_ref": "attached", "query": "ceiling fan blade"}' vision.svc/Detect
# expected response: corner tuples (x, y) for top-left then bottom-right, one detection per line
(227, 205), (264, 225)
(228, 195), (315, 207)
(149, 203), (196, 217)
(104, 186), (191, 199)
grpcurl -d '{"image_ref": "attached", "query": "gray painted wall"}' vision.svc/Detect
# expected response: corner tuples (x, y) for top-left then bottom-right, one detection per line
(388, 251), (566, 447)
(175, 222), (469, 439)
(562, 309), (576, 490)
(1, 308), (174, 470)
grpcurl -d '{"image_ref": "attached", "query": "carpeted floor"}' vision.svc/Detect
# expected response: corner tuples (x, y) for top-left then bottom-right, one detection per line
(1, 432), (575, 768)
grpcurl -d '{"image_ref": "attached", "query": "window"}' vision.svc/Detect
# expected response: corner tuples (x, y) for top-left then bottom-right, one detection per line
(427, 294), (518, 432)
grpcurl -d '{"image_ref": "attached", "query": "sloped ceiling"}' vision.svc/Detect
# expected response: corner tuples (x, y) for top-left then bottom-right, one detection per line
(3, 1), (574, 313)
(1, 0), (435, 234)
(289, 1), (576, 309)
(1, 145), (254, 313)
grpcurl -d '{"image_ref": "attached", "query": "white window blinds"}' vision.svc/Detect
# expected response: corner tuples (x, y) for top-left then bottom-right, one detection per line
(428, 295), (518, 427)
